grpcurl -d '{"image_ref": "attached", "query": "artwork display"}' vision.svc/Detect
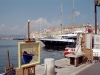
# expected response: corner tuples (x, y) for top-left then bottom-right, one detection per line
(18, 41), (40, 68)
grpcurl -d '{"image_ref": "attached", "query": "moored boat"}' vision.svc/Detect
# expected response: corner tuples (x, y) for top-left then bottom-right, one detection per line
(40, 32), (77, 47)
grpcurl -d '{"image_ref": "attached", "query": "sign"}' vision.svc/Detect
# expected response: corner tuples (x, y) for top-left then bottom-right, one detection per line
(18, 41), (40, 68)
(94, 34), (100, 44)
(94, 45), (100, 49)
(86, 33), (92, 49)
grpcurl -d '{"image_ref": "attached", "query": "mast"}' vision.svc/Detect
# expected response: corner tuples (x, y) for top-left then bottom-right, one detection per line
(40, 20), (41, 37)
(72, 0), (74, 31)
(72, 0), (74, 26)
(60, 0), (63, 35)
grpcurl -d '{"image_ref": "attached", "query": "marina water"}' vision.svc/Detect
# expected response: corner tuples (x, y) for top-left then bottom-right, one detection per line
(0, 40), (64, 73)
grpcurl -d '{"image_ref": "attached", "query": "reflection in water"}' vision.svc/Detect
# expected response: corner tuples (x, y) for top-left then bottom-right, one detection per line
(40, 46), (65, 64)
(0, 45), (17, 48)
(0, 40), (65, 73)
(42, 46), (65, 51)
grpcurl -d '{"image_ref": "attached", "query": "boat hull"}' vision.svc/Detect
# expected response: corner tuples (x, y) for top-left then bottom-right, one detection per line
(40, 40), (76, 47)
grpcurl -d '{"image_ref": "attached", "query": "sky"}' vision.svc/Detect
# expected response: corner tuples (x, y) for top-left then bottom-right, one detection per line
(0, 0), (100, 35)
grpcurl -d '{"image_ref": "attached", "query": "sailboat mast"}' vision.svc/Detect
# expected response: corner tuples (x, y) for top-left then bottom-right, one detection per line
(72, 0), (74, 29)
(40, 20), (41, 37)
(60, 0), (63, 35)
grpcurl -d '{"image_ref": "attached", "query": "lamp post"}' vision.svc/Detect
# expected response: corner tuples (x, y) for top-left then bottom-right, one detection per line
(94, 0), (100, 34)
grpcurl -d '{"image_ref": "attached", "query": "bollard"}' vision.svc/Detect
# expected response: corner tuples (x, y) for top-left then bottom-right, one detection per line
(44, 58), (55, 75)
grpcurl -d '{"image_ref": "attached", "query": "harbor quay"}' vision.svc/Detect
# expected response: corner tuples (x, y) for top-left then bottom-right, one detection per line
(1, 33), (100, 75)
(0, 58), (97, 75)
(35, 58), (88, 75)
(32, 58), (98, 75)
(0, 58), (94, 75)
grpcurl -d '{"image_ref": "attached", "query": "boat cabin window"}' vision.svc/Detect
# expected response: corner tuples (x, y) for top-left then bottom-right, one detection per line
(62, 36), (68, 39)
(67, 37), (77, 40)
(63, 36), (77, 40)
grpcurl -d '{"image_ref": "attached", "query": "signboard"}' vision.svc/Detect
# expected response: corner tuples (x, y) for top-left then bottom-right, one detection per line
(18, 41), (40, 68)
(86, 33), (92, 49)
(94, 45), (100, 49)
(94, 34), (100, 44)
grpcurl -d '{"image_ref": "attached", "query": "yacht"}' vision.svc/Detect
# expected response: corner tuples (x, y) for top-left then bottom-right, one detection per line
(40, 0), (84, 47)
(40, 32), (78, 47)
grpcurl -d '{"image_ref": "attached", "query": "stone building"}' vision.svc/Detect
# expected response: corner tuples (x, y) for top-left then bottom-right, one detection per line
(31, 24), (96, 38)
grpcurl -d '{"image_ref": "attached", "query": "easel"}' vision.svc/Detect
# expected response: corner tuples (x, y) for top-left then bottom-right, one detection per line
(16, 20), (36, 75)
(23, 65), (35, 75)
(25, 20), (35, 43)
(16, 65), (35, 75)
(4, 50), (15, 75)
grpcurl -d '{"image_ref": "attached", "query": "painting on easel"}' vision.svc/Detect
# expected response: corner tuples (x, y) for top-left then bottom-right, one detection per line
(18, 41), (40, 68)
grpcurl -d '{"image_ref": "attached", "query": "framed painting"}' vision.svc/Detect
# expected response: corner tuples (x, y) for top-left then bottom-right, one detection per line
(18, 41), (40, 68)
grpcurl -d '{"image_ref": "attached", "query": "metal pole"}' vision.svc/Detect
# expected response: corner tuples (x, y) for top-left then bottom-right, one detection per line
(60, 0), (63, 35)
(94, 0), (97, 34)
(7, 50), (10, 68)
(71, 0), (74, 32)
(28, 20), (30, 41)
(72, 0), (74, 27)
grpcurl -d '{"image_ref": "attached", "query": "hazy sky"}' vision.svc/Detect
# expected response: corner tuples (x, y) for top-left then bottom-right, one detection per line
(0, 0), (100, 35)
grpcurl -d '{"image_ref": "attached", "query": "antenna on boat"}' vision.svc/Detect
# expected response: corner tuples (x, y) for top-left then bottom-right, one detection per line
(60, 0), (63, 35)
